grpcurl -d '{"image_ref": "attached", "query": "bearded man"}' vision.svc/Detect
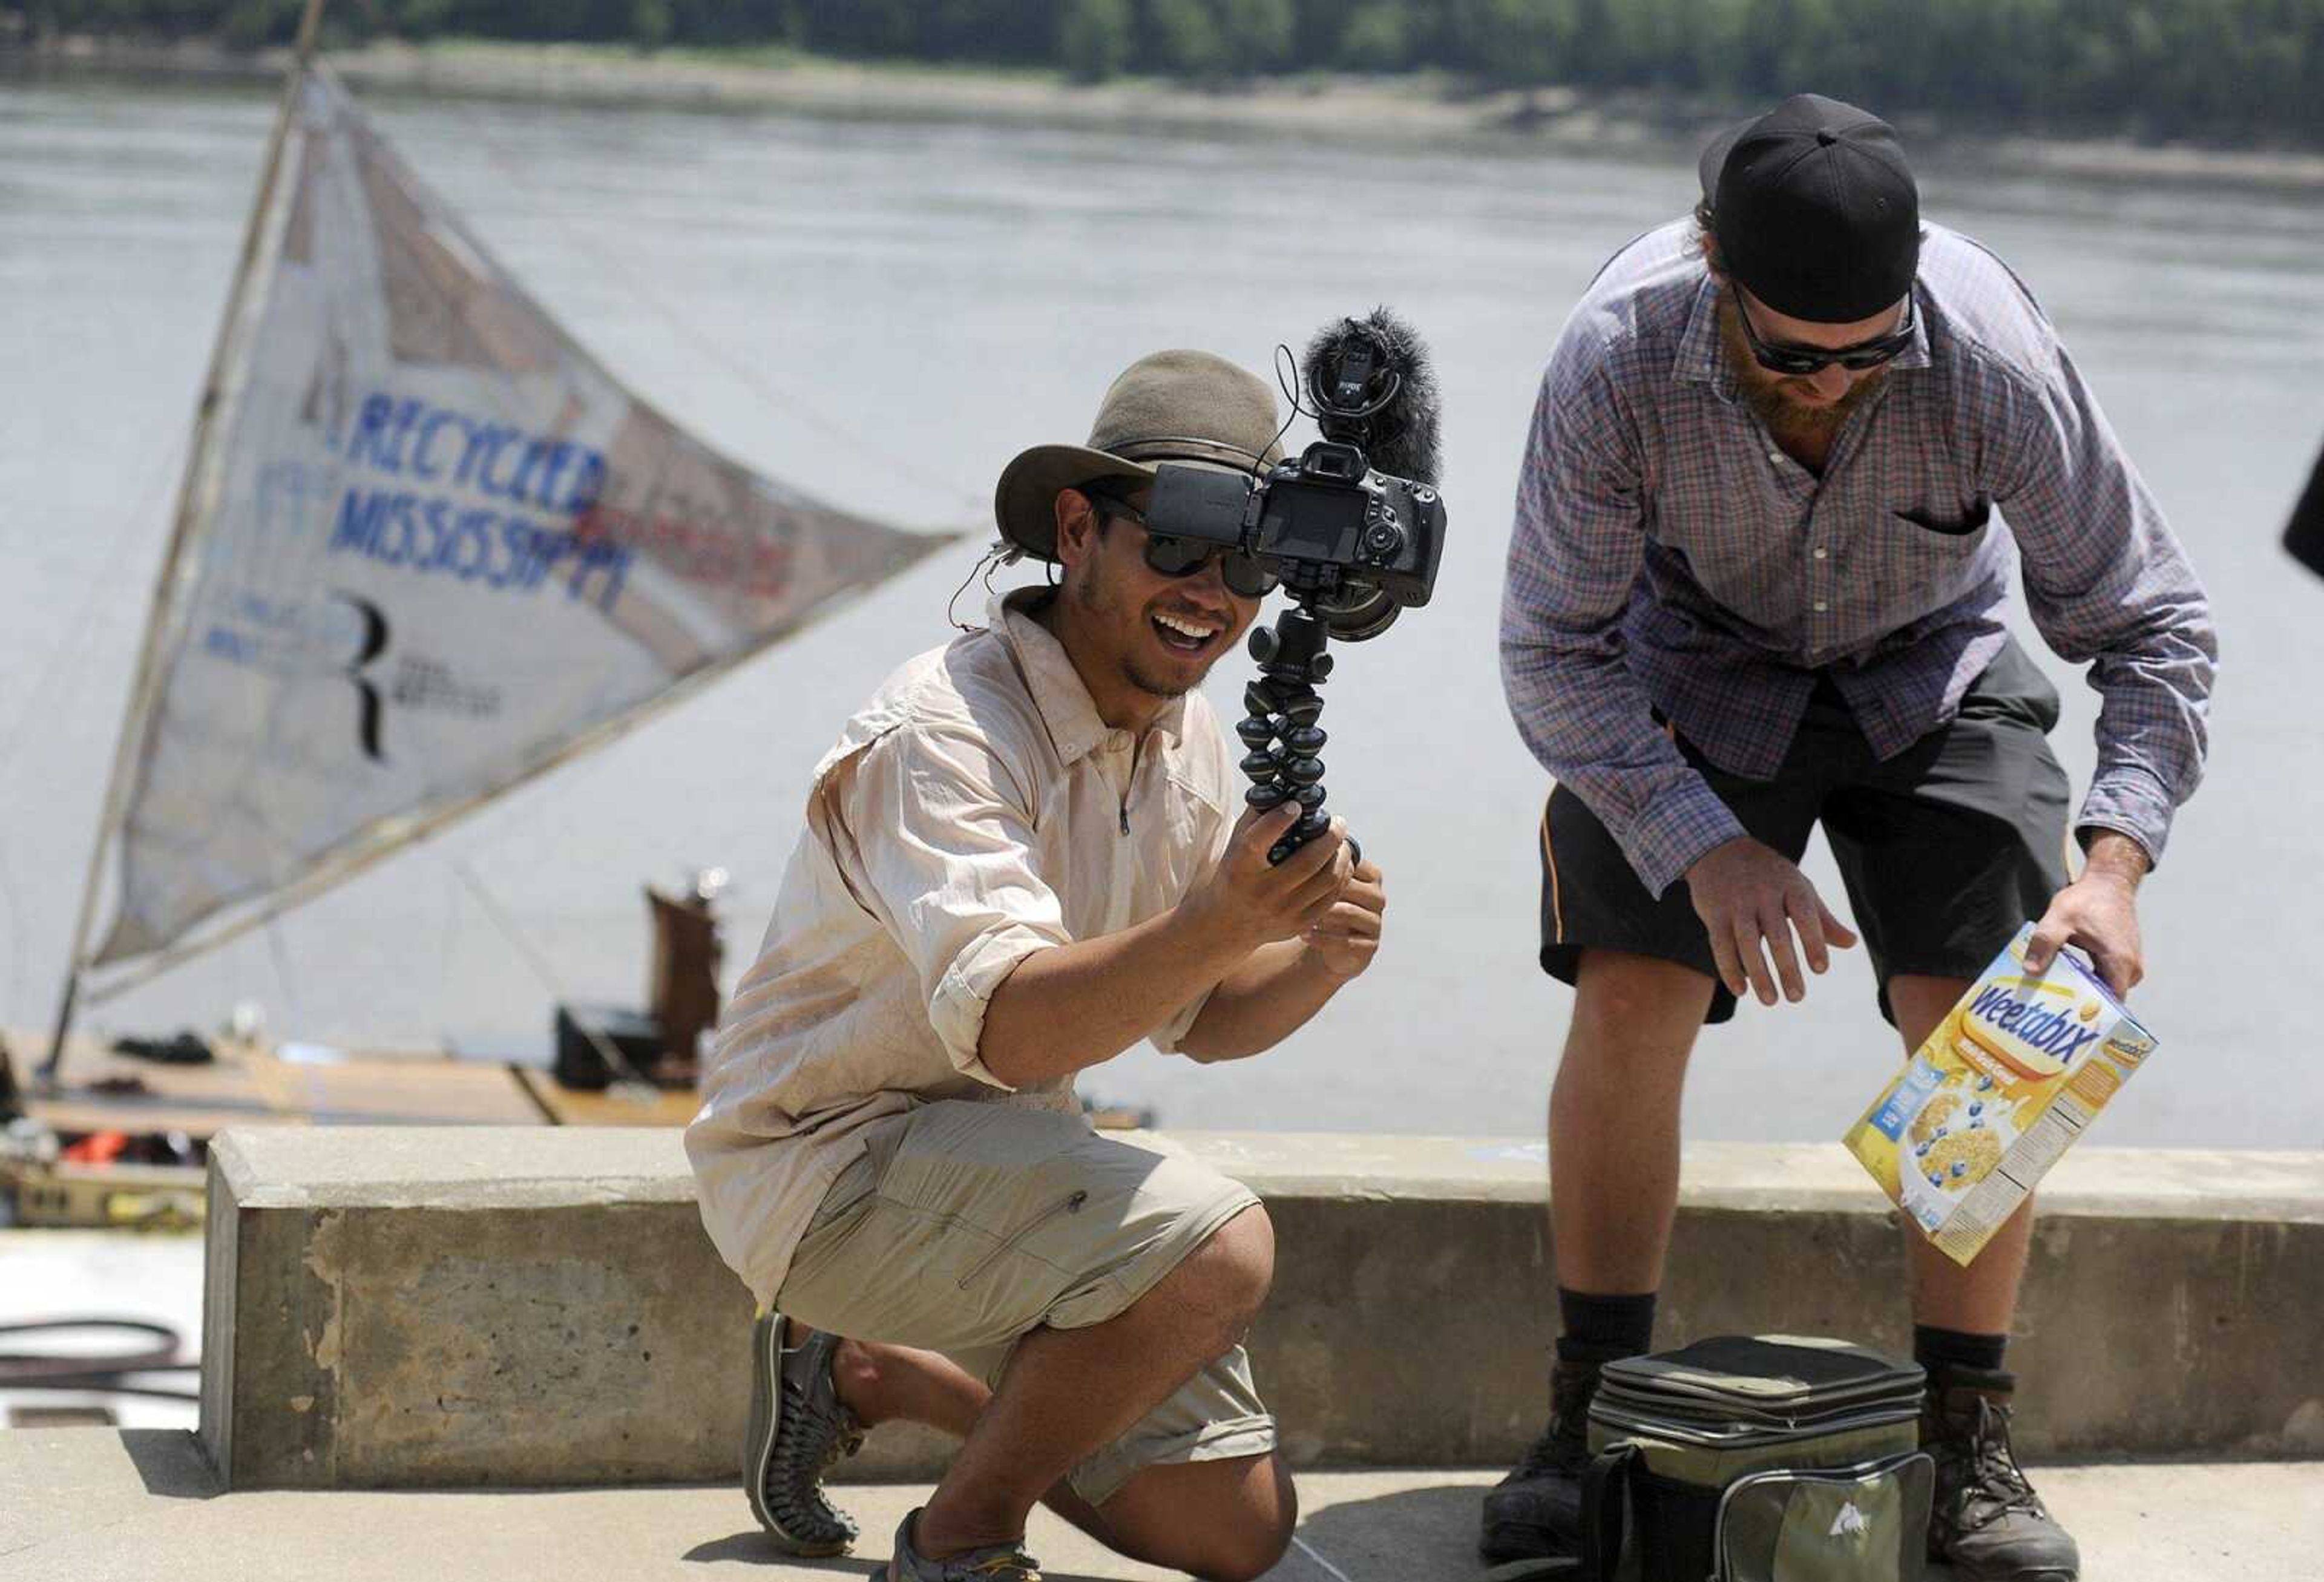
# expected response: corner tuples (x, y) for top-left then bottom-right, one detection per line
(689, 350), (1387, 1582)
(1488, 94), (2214, 1582)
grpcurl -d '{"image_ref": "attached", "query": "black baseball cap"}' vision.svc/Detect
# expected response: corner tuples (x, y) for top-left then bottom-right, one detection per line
(1699, 94), (1920, 324)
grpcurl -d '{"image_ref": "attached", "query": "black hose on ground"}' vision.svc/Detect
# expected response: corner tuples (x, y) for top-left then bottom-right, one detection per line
(0, 1318), (200, 1403)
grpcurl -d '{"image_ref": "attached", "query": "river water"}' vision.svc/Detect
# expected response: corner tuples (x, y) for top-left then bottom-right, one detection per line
(3, 74), (2319, 1147)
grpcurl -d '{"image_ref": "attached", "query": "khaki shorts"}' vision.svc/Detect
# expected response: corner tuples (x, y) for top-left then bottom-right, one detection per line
(774, 1100), (1276, 1506)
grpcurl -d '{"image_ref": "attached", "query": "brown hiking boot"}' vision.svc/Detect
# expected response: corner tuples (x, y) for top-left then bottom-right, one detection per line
(1923, 1365), (2079, 1582)
(1479, 1356), (1603, 1562)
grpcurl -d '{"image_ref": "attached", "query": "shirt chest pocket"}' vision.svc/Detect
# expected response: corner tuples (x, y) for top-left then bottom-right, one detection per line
(1892, 497), (1993, 538)
(1868, 498), (1994, 569)
(1863, 501), (1996, 611)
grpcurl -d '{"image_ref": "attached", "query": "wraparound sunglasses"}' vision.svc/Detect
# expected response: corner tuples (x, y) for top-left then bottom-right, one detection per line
(1092, 496), (1279, 599)
(1737, 289), (1917, 376)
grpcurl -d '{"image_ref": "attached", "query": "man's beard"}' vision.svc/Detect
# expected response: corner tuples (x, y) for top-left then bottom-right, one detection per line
(1717, 288), (1888, 438)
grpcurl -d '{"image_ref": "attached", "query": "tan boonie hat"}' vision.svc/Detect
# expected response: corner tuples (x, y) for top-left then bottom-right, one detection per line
(993, 349), (1285, 562)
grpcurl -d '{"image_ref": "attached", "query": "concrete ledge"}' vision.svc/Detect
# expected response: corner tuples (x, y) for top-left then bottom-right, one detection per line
(199, 1127), (2324, 1488)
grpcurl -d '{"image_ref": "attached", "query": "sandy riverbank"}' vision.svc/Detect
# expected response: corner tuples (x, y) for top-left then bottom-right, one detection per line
(14, 33), (2324, 190)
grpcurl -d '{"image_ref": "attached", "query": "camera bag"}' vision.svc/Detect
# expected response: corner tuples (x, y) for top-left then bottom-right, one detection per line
(1574, 1334), (1933, 1582)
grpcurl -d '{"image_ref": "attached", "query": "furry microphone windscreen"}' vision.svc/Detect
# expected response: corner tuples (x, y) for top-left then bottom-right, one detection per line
(1302, 307), (1443, 486)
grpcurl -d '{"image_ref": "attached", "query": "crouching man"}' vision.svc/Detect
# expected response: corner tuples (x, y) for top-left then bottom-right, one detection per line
(688, 350), (1387, 1582)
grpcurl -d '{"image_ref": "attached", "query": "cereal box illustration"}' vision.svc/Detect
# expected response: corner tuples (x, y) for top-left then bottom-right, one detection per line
(1845, 922), (2158, 1265)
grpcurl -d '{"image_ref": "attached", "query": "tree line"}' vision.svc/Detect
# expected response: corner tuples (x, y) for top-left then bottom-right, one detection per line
(13, 0), (2323, 145)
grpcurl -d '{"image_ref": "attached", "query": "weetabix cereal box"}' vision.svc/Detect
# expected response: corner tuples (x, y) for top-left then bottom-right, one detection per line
(1845, 922), (2158, 1265)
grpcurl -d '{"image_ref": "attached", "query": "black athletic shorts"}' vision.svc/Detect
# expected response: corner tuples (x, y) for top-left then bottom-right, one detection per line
(1537, 638), (2072, 1026)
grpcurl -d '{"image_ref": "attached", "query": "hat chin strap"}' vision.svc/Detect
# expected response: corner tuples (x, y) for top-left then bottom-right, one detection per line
(947, 541), (1017, 632)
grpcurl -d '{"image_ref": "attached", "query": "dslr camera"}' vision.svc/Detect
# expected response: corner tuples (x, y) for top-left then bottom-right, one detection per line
(1141, 313), (1446, 640)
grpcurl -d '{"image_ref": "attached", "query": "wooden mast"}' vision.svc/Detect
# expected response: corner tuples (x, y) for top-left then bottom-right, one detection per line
(38, 0), (332, 1089)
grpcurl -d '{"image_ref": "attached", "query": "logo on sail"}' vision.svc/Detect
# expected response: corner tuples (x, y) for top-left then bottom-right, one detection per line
(333, 591), (390, 761)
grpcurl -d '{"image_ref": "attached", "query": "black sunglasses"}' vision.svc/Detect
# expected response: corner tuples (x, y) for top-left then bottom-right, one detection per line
(1093, 497), (1278, 599)
(1736, 289), (1917, 376)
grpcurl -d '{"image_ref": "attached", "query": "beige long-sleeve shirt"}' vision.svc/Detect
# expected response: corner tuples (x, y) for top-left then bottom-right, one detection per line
(686, 589), (1238, 1305)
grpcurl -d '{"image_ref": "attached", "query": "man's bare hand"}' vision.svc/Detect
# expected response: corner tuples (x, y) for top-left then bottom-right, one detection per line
(1685, 836), (1859, 1005)
(2024, 832), (2148, 997)
(1182, 804), (1353, 953)
(1302, 858), (1385, 980)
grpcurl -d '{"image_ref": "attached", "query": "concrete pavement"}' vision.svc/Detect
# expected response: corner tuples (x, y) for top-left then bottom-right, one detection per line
(5, 1427), (2319, 1581)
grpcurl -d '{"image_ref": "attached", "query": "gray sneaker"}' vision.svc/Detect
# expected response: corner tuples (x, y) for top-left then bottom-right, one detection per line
(743, 1311), (866, 1555)
(885, 1509), (1043, 1582)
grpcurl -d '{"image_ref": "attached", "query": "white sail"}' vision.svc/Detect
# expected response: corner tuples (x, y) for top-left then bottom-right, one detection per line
(84, 64), (957, 978)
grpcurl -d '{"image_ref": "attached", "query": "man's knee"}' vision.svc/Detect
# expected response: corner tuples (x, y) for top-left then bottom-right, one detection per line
(1200, 1477), (1296, 1582)
(1567, 949), (1713, 1062)
(1204, 1202), (1276, 1316)
(1886, 973), (1975, 1052)
(1110, 1452), (1295, 1582)
(1175, 1202), (1275, 1333)
(1213, 1453), (1297, 1582)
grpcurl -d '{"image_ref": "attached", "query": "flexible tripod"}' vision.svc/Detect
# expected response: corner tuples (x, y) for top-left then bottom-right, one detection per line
(1235, 600), (1359, 866)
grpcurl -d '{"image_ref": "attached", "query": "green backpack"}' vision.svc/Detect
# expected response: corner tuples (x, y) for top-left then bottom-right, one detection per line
(1574, 1335), (1934, 1582)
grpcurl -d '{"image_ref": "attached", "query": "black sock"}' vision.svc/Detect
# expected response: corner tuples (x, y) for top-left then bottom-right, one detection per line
(1555, 1287), (1656, 1367)
(1914, 1324), (2008, 1376)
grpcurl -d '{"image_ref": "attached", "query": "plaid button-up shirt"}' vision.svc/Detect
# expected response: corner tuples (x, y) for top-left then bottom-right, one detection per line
(1500, 220), (2215, 898)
